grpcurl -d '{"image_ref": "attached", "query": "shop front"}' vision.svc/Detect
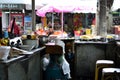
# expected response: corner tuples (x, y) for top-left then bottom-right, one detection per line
(0, 4), (25, 30)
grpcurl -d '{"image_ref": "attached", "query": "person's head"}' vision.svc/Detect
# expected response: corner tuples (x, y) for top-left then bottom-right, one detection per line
(55, 39), (65, 54)
(49, 26), (53, 32)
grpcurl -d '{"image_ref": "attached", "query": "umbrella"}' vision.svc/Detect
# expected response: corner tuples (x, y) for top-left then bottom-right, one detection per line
(36, 5), (54, 17)
(36, 0), (97, 14)
(36, 4), (75, 16)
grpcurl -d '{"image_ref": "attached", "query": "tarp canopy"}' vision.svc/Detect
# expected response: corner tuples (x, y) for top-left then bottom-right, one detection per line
(36, 4), (75, 17)
(36, 0), (97, 17)
(0, 0), (97, 11)
(1, 0), (119, 11)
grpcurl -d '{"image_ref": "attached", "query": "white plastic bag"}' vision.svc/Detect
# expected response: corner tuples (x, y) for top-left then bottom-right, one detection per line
(41, 54), (50, 71)
(55, 39), (71, 79)
(61, 56), (71, 79)
(0, 46), (11, 60)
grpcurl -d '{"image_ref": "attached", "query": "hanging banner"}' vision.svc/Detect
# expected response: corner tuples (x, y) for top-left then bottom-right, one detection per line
(24, 16), (32, 30)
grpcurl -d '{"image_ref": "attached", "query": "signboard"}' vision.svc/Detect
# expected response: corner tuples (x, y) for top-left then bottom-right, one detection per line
(10, 13), (24, 27)
(24, 16), (32, 30)
(0, 4), (25, 10)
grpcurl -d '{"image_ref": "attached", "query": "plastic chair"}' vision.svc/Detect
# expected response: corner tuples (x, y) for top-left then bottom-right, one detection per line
(95, 60), (114, 80)
(102, 68), (120, 80)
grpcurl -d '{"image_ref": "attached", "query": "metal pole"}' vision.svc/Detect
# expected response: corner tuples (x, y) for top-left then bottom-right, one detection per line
(52, 13), (54, 29)
(32, 0), (36, 31)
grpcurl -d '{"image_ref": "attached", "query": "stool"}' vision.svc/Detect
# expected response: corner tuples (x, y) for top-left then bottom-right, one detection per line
(102, 68), (120, 80)
(95, 60), (114, 80)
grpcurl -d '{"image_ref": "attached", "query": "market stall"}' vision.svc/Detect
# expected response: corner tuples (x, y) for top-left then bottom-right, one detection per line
(74, 40), (106, 78)
(74, 42), (107, 79)
(35, 0), (97, 53)
(0, 35), (45, 80)
(36, 0), (97, 33)
(74, 36), (118, 80)
(0, 46), (45, 80)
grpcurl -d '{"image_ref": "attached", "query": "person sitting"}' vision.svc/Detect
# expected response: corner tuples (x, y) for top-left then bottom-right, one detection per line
(47, 26), (54, 36)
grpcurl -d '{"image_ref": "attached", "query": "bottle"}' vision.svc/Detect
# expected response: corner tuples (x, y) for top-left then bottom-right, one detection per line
(4, 30), (9, 38)
(2, 30), (9, 46)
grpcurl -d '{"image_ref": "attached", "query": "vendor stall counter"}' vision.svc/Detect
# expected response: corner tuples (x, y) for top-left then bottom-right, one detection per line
(60, 38), (75, 54)
(74, 40), (115, 80)
(0, 47), (45, 80)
